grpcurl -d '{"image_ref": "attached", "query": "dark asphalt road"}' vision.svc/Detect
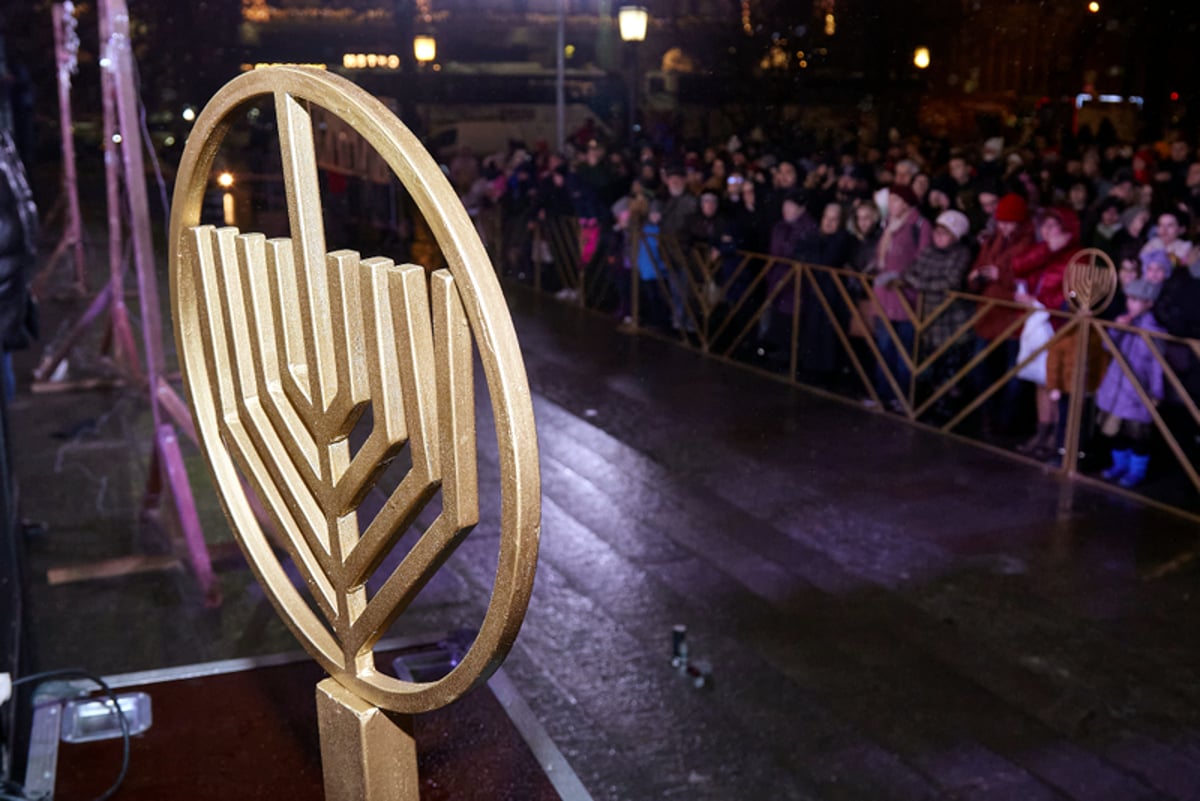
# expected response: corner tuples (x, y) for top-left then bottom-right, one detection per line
(10, 279), (1200, 800)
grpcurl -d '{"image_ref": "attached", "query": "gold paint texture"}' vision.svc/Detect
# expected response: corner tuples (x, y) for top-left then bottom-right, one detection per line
(1063, 247), (1117, 315)
(317, 679), (419, 801)
(168, 67), (541, 715)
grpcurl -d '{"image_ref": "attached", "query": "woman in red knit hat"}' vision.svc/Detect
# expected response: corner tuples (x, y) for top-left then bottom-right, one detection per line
(965, 192), (1038, 437)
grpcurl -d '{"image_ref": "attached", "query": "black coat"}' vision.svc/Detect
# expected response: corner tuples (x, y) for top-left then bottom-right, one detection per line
(795, 230), (854, 375)
(0, 141), (37, 351)
(1153, 265), (1200, 399)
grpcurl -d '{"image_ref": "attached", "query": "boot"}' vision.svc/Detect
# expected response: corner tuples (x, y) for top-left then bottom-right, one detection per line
(1102, 448), (1132, 481)
(1119, 453), (1150, 488)
(1018, 423), (1055, 457)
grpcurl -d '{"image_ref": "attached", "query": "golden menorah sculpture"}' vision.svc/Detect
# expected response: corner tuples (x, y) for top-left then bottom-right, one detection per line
(168, 66), (541, 799)
(1062, 247), (1118, 314)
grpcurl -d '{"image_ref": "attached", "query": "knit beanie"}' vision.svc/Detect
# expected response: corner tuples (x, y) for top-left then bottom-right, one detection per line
(888, 183), (919, 210)
(1125, 278), (1161, 302)
(935, 210), (970, 243)
(1140, 249), (1172, 274)
(994, 193), (1028, 223)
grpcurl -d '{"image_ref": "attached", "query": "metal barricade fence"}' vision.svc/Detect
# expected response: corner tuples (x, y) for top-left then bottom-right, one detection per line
(226, 176), (1200, 520)
(530, 214), (621, 309)
(613, 231), (1200, 519)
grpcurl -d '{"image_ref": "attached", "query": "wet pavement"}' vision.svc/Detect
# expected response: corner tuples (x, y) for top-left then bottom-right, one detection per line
(10, 264), (1200, 799)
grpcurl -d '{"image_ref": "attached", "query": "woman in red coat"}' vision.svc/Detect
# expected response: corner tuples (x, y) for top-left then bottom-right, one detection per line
(1009, 207), (1081, 457)
(966, 193), (1038, 436)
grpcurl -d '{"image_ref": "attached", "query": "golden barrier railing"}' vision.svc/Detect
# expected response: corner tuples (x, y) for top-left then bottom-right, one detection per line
(529, 214), (618, 307)
(615, 231), (1200, 518)
(235, 174), (1200, 522)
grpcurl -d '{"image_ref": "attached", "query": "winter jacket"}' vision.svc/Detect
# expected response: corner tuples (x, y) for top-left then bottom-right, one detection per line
(873, 207), (931, 321)
(970, 219), (1037, 341)
(1152, 264), (1200, 401)
(636, 222), (663, 281)
(782, 228), (853, 315)
(765, 216), (817, 314)
(905, 241), (972, 350)
(659, 192), (698, 238)
(1009, 223), (1079, 332)
(1095, 311), (1166, 424)
(0, 139), (37, 351)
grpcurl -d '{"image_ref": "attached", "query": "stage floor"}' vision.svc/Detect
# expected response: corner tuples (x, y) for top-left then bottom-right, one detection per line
(10, 281), (1200, 800)
(46, 644), (565, 801)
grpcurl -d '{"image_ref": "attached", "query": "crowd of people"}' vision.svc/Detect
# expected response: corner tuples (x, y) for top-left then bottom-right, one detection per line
(438, 121), (1200, 492)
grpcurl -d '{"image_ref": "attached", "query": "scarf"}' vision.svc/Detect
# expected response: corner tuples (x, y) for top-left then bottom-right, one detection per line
(876, 208), (912, 269)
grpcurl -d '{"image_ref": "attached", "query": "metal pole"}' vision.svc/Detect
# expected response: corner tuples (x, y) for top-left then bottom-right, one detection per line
(52, 3), (87, 294)
(628, 41), (638, 143)
(99, 2), (141, 380)
(555, 0), (566, 151)
(105, 0), (165, 398)
(1061, 315), (1091, 476)
(104, 0), (220, 605)
(629, 225), (640, 326)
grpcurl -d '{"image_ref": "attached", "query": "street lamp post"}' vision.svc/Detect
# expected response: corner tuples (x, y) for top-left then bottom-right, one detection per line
(618, 6), (648, 143)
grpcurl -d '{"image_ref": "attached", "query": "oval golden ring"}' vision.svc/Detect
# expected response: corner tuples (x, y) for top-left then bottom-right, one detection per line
(168, 66), (540, 713)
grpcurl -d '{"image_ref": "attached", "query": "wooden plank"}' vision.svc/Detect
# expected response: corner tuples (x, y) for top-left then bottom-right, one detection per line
(47, 555), (181, 585)
(31, 377), (125, 395)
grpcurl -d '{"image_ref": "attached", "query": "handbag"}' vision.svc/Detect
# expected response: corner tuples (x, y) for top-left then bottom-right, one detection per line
(1016, 301), (1053, 385)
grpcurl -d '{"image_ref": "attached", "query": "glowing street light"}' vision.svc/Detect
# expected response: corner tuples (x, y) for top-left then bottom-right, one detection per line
(618, 6), (648, 42)
(1088, 2), (1100, 12)
(618, 6), (649, 141)
(913, 46), (931, 70)
(413, 35), (436, 64)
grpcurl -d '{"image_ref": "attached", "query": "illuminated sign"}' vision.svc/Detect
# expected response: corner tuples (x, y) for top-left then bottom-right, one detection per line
(342, 53), (402, 70)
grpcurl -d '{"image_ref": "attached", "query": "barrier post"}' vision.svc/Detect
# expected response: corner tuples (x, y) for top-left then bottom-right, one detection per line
(1060, 248), (1118, 476)
(788, 265), (802, 381)
(629, 225), (641, 327)
(1061, 314), (1092, 476)
(532, 226), (542, 292)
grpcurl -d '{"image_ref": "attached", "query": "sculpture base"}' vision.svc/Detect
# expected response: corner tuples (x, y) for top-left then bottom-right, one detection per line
(46, 643), (565, 800)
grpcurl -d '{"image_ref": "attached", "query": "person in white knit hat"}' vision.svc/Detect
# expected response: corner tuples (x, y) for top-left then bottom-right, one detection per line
(893, 209), (975, 416)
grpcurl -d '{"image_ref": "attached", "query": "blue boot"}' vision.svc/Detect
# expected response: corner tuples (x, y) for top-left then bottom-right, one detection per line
(1102, 448), (1132, 481)
(1119, 453), (1150, 488)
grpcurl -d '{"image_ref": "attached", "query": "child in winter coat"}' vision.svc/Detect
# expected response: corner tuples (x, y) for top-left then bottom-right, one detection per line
(634, 203), (668, 327)
(1095, 279), (1166, 488)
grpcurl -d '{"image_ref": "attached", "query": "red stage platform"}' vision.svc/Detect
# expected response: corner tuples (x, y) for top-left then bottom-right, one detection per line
(43, 642), (574, 800)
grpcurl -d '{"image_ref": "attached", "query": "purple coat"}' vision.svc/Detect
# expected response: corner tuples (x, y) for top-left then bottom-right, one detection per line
(1095, 311), (1166, 424)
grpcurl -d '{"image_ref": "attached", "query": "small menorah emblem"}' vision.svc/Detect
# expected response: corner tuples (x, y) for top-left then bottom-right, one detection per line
(1063, 247), (1118, 315)
(168, 67), (541, 799)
